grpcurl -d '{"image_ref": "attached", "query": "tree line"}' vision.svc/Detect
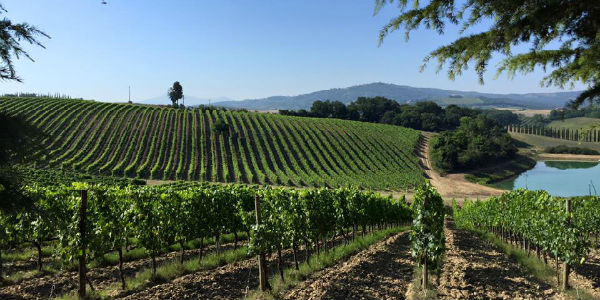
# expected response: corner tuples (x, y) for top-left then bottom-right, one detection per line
(280, 97), (520, 132)
(507, 124), (600, 143)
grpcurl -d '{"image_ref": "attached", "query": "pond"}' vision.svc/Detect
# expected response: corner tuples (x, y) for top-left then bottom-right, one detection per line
(491, 160), (600, 197)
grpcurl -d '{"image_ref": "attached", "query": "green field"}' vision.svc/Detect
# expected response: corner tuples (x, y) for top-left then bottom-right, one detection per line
(435, 97), (484, 106)
(548, 117), (600, 130)
(0, 97), (424, 190)
(510, 132), (600, 151)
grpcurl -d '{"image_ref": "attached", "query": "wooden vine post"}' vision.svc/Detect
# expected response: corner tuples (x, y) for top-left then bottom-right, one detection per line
(78, 190), (88, 299)
(255, 196), (270, 292)
(562, 198), (571, 291)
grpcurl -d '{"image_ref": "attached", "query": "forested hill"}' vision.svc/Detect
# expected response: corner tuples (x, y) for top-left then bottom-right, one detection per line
(0, 97), (424, 190)
(214, 82), (582, 110)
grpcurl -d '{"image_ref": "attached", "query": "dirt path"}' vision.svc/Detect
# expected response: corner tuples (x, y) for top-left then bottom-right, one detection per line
(417, 134), (504, 204)
(284, 231), (413, 300)
(438, 219), (563, 300)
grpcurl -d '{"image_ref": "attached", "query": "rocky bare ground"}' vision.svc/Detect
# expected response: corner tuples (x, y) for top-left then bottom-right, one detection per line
(283, 231), (413, 300)
(438, 219), (564, 300)
(116, 232), (364, 300)
(569, 248), (600, 299)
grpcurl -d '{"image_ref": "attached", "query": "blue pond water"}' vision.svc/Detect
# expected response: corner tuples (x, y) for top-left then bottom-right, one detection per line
(491, 160), (600, 197)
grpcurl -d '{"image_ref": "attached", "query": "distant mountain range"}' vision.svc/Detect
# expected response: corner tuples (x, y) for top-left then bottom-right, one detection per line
(213, 82), (582, 110)
(142, 95), (234, 106)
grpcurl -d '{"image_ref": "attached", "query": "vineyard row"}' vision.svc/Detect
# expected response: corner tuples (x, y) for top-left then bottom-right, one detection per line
(0, 97), (424, 190)
(0, 182), (412, 294)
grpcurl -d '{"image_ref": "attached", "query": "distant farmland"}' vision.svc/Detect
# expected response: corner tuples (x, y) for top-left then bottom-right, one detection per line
(548, 117), (600, 130)
(0, 97), (424, 189)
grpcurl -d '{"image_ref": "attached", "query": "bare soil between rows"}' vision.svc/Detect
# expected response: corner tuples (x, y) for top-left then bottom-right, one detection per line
(438, 219), (564, 300)
(284, 231), (413, 300)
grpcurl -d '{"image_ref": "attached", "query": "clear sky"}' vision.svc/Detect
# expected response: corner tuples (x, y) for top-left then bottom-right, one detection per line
(0, 0), (585, 102)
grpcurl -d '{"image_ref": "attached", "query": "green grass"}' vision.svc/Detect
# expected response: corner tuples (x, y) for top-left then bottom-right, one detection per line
(249, 227), (409, 299)
(2, 246), (53, 262)
(87, 232), (248, 269)
(462, 225), (598, 300)
(464, 155), (536, 185)
(409, 265), (440, 300)
(436, 97), (485, 106)
(2, 265), (59, 286)
(549, 117), (600, 130)
(510, 132), (600, 151)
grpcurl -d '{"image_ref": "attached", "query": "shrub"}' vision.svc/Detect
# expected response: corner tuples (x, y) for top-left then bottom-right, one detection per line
(544, 145), (599, 155)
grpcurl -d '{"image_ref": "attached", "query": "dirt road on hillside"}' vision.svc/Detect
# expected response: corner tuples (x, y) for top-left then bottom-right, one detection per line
(417, 134), (504, 204)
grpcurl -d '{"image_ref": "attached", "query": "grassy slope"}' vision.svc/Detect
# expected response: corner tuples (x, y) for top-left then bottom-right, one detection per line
(510, 132), (600, 151)
(548, 117), (600, 130)
(464, 155), (536, 185)
(0, 97), (423, 190)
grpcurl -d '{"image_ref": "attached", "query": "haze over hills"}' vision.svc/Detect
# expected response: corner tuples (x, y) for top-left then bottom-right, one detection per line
(214, 82), (583, 110)
(142, 95), (234, 106)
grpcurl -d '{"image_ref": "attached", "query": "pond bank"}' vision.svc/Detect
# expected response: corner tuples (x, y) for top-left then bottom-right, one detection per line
(463, 155), (536, 185)
(535, 153), (600, 161)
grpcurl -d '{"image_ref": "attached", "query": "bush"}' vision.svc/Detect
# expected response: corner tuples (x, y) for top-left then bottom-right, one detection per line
(544, 145), (599, 155)
(212, 119), (229, 135)
(430, 115), (517, 173)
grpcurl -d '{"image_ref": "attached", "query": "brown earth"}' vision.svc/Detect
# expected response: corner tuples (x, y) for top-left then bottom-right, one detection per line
(117, 240), (318, 300)
(438, 219), (564, 300)
(572, 249), (600, 298)
(284, 231), (413, 300)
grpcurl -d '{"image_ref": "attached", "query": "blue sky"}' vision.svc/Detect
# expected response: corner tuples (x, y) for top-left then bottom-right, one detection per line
(0, 0), (585, 102)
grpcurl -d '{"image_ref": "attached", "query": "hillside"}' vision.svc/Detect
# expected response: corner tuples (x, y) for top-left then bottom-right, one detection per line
(509, 132), (600, 152)
(214, 82), (582, 110)
(0, 97), (424, 190)
(548, 117), (600, 130)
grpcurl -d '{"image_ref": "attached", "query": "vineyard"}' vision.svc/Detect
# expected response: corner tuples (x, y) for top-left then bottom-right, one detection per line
(507, 124), (600, 143)
(454, 189), (600, 290)
(3, 180), (600, 299)
(0, 182), (413, 299)
(0, 97), (423, 190)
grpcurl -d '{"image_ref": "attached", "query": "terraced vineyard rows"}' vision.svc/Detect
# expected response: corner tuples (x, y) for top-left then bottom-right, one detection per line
(0, 97), (424, 189)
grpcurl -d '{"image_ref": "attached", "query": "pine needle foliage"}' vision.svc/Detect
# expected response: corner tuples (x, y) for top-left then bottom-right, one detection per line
(376, 0), (600, 108)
